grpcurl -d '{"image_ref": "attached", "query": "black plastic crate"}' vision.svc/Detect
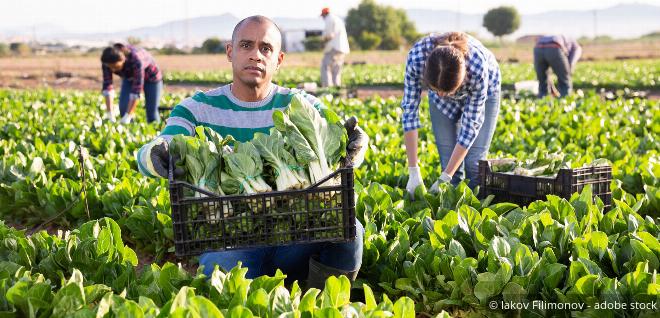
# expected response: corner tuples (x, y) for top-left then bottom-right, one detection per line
(479, 159), (612, 209)
(168, 164), (356, 257)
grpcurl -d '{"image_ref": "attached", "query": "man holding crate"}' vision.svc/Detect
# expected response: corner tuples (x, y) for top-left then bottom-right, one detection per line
(135, 16), (368, 288)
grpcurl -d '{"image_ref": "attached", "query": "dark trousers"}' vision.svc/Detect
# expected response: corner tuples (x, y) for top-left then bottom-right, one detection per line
(533, 47), (572, 98)
(199, 219), (364, 283)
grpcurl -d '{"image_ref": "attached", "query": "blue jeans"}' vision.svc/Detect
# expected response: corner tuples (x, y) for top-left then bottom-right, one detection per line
(199, 219), (364, 282)
(429, 93), (500, 189)
(119, 79), (162, 123)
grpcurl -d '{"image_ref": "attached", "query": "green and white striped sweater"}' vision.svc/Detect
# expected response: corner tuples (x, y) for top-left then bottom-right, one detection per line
(137, 83), (324, 178)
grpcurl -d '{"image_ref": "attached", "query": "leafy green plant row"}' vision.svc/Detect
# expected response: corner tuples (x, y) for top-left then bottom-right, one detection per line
(0, 90), (180, 260)
(333, 91), (658, 213)
(164, 60), (660, 91)
(0, 85), (658, 316)
(0, 218), (420, 318)
(0, 136), (174, 260)
(0, 89), (658, 261)
(356, 179), (660, 317)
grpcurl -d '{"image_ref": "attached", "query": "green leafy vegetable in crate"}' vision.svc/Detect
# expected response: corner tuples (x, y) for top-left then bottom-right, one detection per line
(170, 127), (224, 194)
(273, 94), (347, 185)
(492, 151), (610, 177)
(252, 129), (310, 191)
(168, 94), (350, 233)
(170, 127), (233, 222)
(223, 141), (272, 194)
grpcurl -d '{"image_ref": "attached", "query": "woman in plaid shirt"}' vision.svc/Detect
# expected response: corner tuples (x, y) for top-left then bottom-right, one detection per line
(402, 32), (501, 194)
(100, 43), (163, 124)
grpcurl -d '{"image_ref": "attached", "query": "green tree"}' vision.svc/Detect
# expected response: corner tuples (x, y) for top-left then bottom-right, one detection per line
(126, 36), (142, 46)
(200, 37), (226, 54)
(483, 6), (521, 40)
(397, 10), (421, 44)
(302, 36), (324, 51)
(642, 31), (660, 39)
(345, 0), (419, 50)
(9, 42), (31, 56)
(0, 43), (9, 56)
(160, 44), (185, 55)
(357, 31), (381, 50)
(347, 36), (359, 52)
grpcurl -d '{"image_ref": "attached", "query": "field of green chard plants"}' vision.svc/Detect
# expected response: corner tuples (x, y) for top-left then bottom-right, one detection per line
(0, 64), (659, 318)
(164, 60), (660, 91)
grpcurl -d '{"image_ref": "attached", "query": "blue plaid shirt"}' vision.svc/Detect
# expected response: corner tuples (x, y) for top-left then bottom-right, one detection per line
(402, 34), (501, 149)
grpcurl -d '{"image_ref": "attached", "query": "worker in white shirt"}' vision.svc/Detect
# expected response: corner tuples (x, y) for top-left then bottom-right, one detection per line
(320, 7), (350, 88)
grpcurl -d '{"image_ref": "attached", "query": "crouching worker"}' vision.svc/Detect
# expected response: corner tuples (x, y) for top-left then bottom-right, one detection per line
(100, 43), (163, 124)
(135, 16), (368, 288)
(534, 35), (582, 98)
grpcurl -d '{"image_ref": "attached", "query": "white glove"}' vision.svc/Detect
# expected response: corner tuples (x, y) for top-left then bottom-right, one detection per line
(106, 109), (118, 123)
(406, 166), (425, 196)
(119, 113), (134, 125)
(429, 172), (453, 193)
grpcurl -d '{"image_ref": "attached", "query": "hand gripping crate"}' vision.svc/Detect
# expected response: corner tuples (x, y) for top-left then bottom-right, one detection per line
(479, 159), (612, 209)
(168, 162), (357, 257)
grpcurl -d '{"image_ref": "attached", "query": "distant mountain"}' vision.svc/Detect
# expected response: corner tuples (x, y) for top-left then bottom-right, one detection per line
(405, 9), (483, 35)
(409, 4), (660, 39)
(1, 13), (325, 47)
(2, 4), (659, 46)
(33, 13), (243, 47)
(2, 23), (72, 40)
(105, 13), (242, 45)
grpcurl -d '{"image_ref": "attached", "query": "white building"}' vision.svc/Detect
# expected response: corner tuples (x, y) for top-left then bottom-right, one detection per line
(282, 29), (322, 52)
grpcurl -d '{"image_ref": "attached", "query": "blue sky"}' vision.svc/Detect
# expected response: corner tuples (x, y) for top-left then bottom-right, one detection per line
(1, 0), (658, 32)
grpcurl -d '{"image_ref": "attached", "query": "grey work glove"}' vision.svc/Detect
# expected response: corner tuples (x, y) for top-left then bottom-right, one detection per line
(342, 116), (369, 168)
(137, 138), (184, 179)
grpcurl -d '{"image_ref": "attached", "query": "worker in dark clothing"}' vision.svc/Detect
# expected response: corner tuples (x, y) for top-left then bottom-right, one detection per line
(533, 35), (582, 98)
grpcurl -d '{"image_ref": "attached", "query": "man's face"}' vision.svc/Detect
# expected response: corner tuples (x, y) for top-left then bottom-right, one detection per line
(227, 20), (284, 88)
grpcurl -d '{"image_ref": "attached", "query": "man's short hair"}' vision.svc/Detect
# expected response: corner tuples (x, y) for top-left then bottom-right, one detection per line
(231, 15), (284, 50)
